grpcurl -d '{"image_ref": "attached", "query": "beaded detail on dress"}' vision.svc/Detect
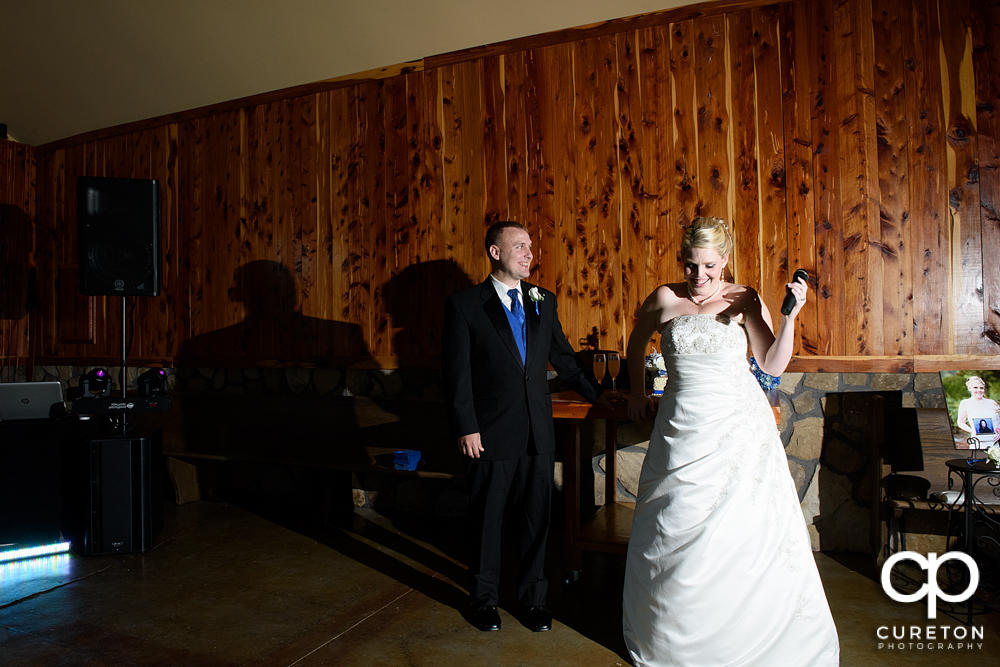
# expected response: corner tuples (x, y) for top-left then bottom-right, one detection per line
(660, 314), (747, 356)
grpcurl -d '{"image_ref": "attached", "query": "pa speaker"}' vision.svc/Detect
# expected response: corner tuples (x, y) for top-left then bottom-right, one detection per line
(65, 431), (163, 555)
(77, 176), (160, 296)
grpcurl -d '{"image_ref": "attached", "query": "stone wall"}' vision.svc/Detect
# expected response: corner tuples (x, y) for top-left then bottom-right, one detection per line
(1, 365), (29, 383)
(34, 364), (446, 399)
(781, 373), (943, 552)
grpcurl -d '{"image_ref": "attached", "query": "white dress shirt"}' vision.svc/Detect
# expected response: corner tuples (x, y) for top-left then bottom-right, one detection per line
(490, 275), (522, 313)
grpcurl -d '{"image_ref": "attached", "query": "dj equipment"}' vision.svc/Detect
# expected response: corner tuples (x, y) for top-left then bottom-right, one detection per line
(73, 395), (173, 415)
(0, 381), (65, 421)
(63, 431), (162, 555)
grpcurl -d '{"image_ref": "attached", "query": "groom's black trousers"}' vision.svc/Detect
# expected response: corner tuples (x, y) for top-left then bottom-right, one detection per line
(466, 446), (553, 610)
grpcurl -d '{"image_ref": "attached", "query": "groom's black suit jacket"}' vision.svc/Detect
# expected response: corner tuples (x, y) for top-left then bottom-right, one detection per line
(442, 279), (597, 460)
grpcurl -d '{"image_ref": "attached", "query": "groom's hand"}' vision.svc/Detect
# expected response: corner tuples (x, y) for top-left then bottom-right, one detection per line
(459, 432), (484, 459)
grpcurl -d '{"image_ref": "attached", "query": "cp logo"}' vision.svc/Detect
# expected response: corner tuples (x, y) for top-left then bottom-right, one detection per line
(881, 551), (979, 619)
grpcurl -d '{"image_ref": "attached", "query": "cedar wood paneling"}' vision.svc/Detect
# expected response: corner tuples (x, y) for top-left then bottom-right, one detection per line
(17, 0), (1000, 371)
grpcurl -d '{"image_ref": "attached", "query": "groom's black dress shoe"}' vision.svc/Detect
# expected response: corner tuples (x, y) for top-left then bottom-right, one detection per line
(521, 605), (552, 632)
(470, 605), (501, 631)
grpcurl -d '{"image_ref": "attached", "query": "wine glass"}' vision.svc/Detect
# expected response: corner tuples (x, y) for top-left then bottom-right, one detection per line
(593, 353), (606, 387)
(608, 352), (621, 392)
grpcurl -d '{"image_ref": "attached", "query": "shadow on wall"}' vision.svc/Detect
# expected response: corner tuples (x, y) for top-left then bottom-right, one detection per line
(0, 204), (33, 382)
(176, 257), (479, 365)
(809, 391), (902, 553)
(167, 259), (476, 509)
(383, 258), (476, 361)
(172, 260), (373, 468)
(0, 204), (32, 322)
(178, 259), (367, 362)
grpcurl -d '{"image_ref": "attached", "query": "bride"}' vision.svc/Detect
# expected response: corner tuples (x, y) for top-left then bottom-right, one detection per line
(622, 217), (839, 666)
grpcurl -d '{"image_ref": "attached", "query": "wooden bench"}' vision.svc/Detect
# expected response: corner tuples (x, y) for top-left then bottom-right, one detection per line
(142, 393), (464, 504)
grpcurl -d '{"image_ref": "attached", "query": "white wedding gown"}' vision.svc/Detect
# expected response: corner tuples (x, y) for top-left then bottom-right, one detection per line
(623, 315), (839, 667)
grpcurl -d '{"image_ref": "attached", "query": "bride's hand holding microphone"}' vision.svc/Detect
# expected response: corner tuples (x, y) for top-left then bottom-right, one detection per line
(781, 269), (809, 319)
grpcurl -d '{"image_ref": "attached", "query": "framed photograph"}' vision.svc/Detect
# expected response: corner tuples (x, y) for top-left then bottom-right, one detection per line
(939, 371), (1000, 450)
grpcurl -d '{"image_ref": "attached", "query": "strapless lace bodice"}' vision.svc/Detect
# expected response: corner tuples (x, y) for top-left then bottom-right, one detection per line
(660, 314), (747, 356)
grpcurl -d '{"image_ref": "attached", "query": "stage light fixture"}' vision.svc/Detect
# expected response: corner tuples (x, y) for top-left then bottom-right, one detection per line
(137, 368), (168, 396)
(80, 368), (110, 397)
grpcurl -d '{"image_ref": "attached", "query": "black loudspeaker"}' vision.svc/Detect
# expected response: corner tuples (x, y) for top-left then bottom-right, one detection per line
(66, 431), (163, 555)
(77, 176), (160, 296)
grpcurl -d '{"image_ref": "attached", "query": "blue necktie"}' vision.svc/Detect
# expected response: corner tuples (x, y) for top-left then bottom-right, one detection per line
(508, 288), (526, 363)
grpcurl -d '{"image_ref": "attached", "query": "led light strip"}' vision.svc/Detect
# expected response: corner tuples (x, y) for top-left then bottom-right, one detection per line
(0, 542), (71, 563)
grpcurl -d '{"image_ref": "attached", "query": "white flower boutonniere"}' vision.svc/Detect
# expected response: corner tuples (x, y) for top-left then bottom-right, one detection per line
(528, 286), (544, 314)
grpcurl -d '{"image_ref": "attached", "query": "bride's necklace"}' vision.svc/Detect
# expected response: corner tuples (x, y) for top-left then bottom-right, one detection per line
(688, 280), (722, 305)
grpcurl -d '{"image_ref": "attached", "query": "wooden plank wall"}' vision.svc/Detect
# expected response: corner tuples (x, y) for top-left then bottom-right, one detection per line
(0, 139), (35, 379)
(21, 0), (1000, 370)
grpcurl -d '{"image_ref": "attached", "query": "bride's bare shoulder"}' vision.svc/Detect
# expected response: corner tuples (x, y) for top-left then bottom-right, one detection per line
(656, 283), (688, 299)
(644, 283), (686, 306)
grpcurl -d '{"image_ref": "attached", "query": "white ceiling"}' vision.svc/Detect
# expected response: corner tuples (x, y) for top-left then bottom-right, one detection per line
(3, 0), (691, 146)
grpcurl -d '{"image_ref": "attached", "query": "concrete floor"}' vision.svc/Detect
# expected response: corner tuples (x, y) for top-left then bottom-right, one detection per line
(1, 498), (998, 666)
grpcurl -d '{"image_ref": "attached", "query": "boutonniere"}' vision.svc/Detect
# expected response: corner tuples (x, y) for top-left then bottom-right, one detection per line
(528, 286), (544, 315)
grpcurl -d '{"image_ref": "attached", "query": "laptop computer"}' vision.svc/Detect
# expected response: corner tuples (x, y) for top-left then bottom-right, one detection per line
(0, 382), (66, 421)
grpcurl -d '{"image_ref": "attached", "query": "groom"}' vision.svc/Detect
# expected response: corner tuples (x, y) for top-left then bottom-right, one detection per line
(442, 220), (604, 632)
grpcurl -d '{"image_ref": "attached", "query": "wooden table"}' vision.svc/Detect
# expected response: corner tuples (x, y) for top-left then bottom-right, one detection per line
(552, 390), (780, 583)
(551, 390), (633, 584)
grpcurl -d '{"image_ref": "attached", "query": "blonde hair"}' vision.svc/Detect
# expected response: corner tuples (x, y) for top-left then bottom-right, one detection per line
(966, 376), (986, 390)
(680, 217), (734, 260)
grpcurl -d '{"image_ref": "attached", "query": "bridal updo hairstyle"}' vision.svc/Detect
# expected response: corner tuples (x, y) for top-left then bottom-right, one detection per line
(967, 376), (986, 391)
(680, 216), (734, 260)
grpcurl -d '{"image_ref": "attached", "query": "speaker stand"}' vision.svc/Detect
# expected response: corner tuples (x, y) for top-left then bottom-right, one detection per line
(118, 295), (128, 434)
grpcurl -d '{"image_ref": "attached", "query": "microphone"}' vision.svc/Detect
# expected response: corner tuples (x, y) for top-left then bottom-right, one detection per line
(780, 269), (810, 315)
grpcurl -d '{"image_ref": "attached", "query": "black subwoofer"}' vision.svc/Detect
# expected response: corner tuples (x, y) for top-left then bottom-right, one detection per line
(77, 176), (160, 296)
(65, 432), (163, 555)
